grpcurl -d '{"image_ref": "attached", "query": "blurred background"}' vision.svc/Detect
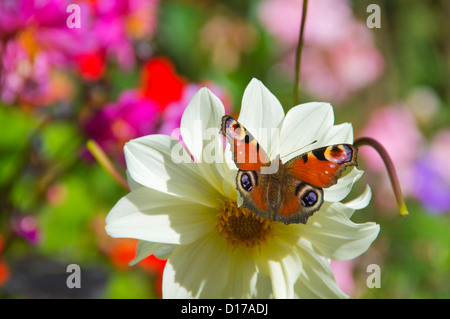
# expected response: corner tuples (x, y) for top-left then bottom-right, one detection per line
(0, 0), (449, 298)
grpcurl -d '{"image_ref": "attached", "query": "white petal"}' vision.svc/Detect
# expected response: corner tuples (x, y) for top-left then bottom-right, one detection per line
(294, 238), (348, 299)
(125, 134), (221, 207)
(163, 233), (231, 298)
(238, 78), (285, 159)
(323, 167), (364, 202)
(320, 123), (354, 146)
(344, 185), (372, 211)
(222, 252), (259, 298)
(268, 260), (292, 299)
(180, 87), (225, 163)
(221, 167), (238, 201)
(105, 187), (216, 245)
(280, 102), (334, 162)
(302, 202), (380, 261)
(126, 170), (144, 191)
(179, 87), (229, 192)
(257, 237), (302, 299)
(129, 240), (167, 266)
(153, 244), (175, 259)
(253, 273), (274, 298)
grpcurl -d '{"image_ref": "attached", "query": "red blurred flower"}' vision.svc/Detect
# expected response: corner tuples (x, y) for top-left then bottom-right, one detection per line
(139, 254), (167, 297)
(0, 235), (9, 287)
(0, 259), (9, 287)
(140, 57), (187, 111)
(107, 238), (166, 297)
(75, 51), (106, 81)
(109, 239), (138, 271)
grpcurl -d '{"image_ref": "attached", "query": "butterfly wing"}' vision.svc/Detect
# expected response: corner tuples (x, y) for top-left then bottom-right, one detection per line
(285, 144), (358, 188)
(221, 115), (358, 225)
(273, 144), (358, 225)
(272, 180), (324, 225)
(221, 116), (272, 218)
(220, 115), (270, 171)
(235, 170), (272, 219)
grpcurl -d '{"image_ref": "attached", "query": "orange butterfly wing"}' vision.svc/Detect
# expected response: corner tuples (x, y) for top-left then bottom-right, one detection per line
(285, 144), (358, 188)
(220, 115), (270, 171)
(272, 145), (357, 224)
(275, 183), (324, 224)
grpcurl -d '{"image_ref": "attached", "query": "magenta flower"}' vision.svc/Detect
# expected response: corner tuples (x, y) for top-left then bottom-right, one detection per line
(74, 0), (160, 75)
(0, 40), (51, 105)
(83, 89), (161, 163)
(0, 0), (160, 105)
(81, 54), (231, 171)
(0, 0), (81, 105)
(11, 215), (40, 245)
(83, 83), (231, 165)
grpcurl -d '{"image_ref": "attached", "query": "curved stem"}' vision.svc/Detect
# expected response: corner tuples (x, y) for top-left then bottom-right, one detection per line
(294, 0), (308, 105)
(86, 140), (130, 192)
(354, 137), (409, 217)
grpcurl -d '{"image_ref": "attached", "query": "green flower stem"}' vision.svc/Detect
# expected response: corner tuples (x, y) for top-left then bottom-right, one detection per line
(354, 137), (409, 217)
(294, 0), (308, 105)
(86, 140), (130, 192)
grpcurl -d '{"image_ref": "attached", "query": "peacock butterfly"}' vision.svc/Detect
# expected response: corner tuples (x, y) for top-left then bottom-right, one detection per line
(220, 115), (358, 225)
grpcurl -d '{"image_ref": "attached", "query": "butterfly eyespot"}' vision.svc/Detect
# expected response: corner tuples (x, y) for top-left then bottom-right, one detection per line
(240, 173), (253, 191)
(301, 191), (318, 207)
(296, 183), (322, 209)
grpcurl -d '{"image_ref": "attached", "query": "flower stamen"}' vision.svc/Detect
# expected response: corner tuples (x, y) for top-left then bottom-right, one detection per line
(216, 199), (274, 252)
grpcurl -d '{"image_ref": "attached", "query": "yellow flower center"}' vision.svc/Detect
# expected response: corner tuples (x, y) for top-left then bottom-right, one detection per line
(216, 199), (274, 252)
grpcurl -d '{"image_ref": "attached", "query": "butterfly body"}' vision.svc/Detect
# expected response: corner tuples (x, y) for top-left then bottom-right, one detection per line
(221, 115), (358, 225)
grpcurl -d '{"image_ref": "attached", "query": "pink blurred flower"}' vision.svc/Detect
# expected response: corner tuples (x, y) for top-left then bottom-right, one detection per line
(0, 0), (81, 106)
(0, 0), (72, 36)
(330, 260), (355, 296)
(11, 215), (40, 245)
(259, 0), (353, 48)
(258, 0), (384, 102)
(1, 40), (51, 105)
(0, 0), (160, 105)
(359, 105), (424, 208)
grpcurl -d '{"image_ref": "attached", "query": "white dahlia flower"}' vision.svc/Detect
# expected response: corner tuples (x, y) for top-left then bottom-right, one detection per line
(105, 78), (379, 298)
